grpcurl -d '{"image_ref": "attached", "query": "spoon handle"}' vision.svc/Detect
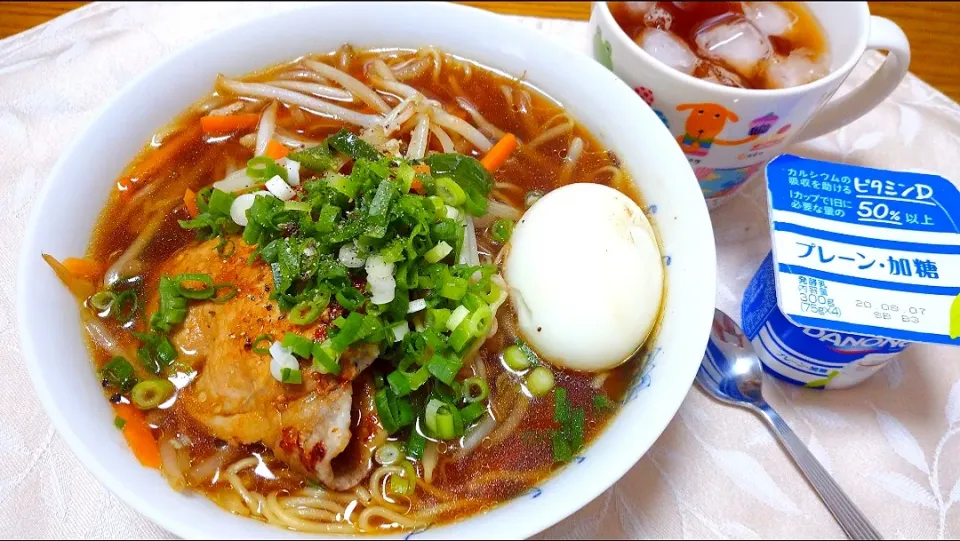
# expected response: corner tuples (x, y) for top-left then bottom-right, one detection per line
(756, 403), (883, 540)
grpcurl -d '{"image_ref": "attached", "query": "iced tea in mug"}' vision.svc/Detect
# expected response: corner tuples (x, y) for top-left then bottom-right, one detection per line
(591, 1), (909, 207)
(609, 2), (830, 89)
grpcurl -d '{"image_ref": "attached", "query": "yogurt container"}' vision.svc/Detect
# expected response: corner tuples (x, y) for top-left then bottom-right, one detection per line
(742, 252), (910, 389)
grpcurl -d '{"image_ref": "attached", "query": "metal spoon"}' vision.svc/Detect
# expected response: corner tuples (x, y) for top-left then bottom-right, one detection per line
(697, 309), (882, 540)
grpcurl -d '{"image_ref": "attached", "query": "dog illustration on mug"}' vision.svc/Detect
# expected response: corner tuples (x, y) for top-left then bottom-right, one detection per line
(675, 103), (759, 157)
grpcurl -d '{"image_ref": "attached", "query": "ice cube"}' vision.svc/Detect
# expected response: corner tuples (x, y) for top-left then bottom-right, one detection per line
(622, 2), (655, 17)
(696, 60), (748, 88)
(643, 5), (674, 30)
(637, 28), (699, 75)
(743, 2), (798, 37)
(695, 15), (772, 77)
(765, 49), (830, 88)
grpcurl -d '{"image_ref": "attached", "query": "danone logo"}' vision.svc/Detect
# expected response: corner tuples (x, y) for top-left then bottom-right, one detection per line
(801, 327), (909, 353)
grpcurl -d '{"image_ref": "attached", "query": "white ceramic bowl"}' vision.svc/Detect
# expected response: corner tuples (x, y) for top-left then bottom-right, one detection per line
(17, 2), (716, 539)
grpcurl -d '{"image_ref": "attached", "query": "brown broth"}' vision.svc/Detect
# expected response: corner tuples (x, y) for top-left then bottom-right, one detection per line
(84, 47), (657, 531)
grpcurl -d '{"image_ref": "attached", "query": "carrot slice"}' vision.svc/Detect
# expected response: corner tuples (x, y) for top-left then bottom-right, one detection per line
(199, 113), (260, 134)
(480, 133), (517, 172)
(412, 164), (431, 174)
(183, 188), (200, 218)
(42, 254), (96, 299)
(410, 178), (424, 194)
(113, 403), (161, 469)
(62, 257), (102, 281)
(119, 123), (203, 195)
(265, 139), (290, 160)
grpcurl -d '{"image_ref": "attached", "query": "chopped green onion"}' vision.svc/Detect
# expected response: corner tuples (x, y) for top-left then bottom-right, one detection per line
(490, 219), (515, 244)
(312, 341), (341, 375)
(434, 176), (467, 206)
(476, 279), (501, 304)
(289, 143), (334, 172)
(290, 298), (327, 325)
(427, 355), (462, 386)
(460, 401), (486, 425)
(284, 200), (311, 212)
(375, 442), (402, 465)
(246, 156), (287, 182)
(394, 359), (431, 394)
(330, 311), (364, 352)
(425, 398), (463, 440)
(389, 475), (412, 497)
(447, 320), (474, 352)
(406, 430), (427, 460)
(133, 331), (178, 374)
(503, 345), (531, 372)
(130, 379), (176, 410)
(424, 399), (445, 435)
(327, 128), (382, 162)
(569, 407), (585, 452)
(211, 283), (237, 303)
(461, 377), (489, 403)
(114, 416), (126, 430)
(252, 334), (274, 355)
(439, 276), (468, 300)
(552, 430), (573, 462)
(89, 291), (115, 312)
(461, 292), (483, 312)
(593, 394), (616, 412)
(100, 356), (137, 392)
(446, 305), (470, 331)
(208, 188), (237, 215)
(426, 308), (451, 332)
(467, 304), (493, 338)
(436, 410), (455, 438)
(376, 388), (399, 434)
(427, 196), (446, 220)
(375, 388), (414, 435)
(335, 288), (365, 311)
(280, 367), (302, 384)
(424, 241), (453, 264)
(391, 321), (409, 342)
(387, 460), (418, 497)
(395, 397), (415, 427)
(397, 162), (416, 192)
(526, 366), (555, 397)
(174, 273), (215, 300)
(112, 290), (139, 323)
(151, 276), (187, 332)
(387, 369), (413, 397)
(281, 332), (313, 358)
(407, 298), (427, 314)
(554, 387), (570, 426)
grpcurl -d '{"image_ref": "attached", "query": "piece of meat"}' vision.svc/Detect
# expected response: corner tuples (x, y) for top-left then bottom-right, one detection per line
(325, 373), (387, 490)
(147, 237), (382, 489)
(277, 373), (386, 490)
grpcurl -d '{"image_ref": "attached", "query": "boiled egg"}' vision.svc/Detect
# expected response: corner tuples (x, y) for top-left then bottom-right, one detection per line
(503, 183), (664, 372)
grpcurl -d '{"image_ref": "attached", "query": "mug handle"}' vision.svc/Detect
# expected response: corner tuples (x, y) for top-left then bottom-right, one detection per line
(796, 16), (910, 142)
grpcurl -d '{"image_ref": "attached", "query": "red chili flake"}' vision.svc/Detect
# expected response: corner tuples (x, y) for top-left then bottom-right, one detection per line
(280, 426), (301, 455)
(303, 441), (326, 470)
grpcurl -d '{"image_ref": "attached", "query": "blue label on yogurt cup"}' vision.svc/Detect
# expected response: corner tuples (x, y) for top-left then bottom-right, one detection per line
(742, 252), (910, 389)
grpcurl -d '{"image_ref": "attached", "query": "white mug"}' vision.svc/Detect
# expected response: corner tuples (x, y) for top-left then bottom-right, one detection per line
(589, 2), (911, 206)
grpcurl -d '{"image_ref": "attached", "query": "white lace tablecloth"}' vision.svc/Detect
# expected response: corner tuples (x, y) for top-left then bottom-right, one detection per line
(2, 3), (959, 539)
